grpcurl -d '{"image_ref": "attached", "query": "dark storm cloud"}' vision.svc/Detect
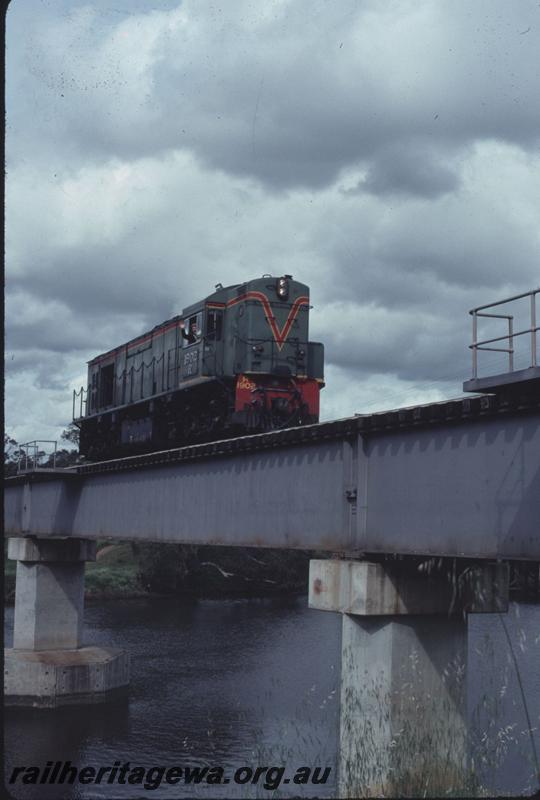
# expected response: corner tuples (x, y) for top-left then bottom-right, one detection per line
(5, 301), (150, 357)
(326, 320), (469, 384)
(374, 205), (540, 292)
(308, 152), (540, 311)
(6, 321), (96, 354)
(7, 0), (540, 189)
(357, 143), (461, 199)
(5, 349), (74, 390)
(309, 295), (470, 384)
(168, 0), (540, 190)
(8, 242), (176, 319)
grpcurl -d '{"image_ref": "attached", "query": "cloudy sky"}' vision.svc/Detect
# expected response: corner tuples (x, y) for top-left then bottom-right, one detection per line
(6, 0), (540, 444)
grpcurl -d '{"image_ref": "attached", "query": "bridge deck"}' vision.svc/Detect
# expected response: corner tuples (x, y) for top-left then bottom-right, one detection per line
(5, 394), (540, 560)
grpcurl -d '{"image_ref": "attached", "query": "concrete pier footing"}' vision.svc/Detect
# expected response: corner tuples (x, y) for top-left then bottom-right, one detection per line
(309, 559), (509, 798)
(5, 537), (130, 708)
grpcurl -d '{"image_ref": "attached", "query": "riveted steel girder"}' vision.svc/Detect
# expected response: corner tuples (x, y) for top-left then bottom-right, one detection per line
(5, 405), (540, 560)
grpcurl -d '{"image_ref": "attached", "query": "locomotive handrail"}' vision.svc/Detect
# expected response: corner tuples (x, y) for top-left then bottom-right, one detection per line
(72, 387), (87, 420)
(469, 288), (539, 378)
(105, 353), (168, 406)
(74, 334), (311, 420)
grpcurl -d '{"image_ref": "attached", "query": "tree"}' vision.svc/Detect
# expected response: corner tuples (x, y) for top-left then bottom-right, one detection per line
(61, 423), (80, 446)
(4, 434), (22, 476)
(51, 447), (83, 468)
(55, 424), (84, 467)
(4, 434), (18, 461)
(4, 431), (83, 474)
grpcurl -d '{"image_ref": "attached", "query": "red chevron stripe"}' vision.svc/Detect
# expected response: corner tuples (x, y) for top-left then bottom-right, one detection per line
(91, 291), (308, 364)
(227, 291), (309, 350)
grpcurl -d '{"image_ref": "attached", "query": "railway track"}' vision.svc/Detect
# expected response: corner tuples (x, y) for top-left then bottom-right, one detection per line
(71, 390), (539, 476)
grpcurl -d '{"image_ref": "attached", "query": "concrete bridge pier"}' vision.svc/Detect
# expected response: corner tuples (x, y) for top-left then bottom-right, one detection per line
(5, 536), (129, 708)
(309, 558), (509, 798)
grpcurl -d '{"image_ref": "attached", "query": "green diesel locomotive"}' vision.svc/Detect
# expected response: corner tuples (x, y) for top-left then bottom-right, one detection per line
(74, 275), (324, 459)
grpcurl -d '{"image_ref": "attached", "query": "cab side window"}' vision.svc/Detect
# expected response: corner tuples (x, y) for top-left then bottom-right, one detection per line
(182, 313), (203, 347)
(206, 309), (223, 341)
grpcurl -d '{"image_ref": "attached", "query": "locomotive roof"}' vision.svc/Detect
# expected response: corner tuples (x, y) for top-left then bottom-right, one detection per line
(88, 284), (236, 364)
(181, 282), (241, 316)
(88, 276), (304, 364)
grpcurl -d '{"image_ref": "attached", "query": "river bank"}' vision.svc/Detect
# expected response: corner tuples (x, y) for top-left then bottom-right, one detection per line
(4, 543), (142, 605)
(3, 541), (315, 604)
(4, 542), (539, 605)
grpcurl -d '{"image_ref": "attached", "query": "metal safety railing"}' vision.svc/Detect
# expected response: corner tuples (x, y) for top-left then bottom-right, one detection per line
(17, 440), (58, 473)
(73, 387), (88, 420)
(73, 351), (175, 421)
(469, 288), (539, 378)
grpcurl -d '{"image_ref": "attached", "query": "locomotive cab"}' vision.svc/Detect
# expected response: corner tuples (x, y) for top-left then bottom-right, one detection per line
(179, 308), (203, 380)
(180, 293), (228, 381)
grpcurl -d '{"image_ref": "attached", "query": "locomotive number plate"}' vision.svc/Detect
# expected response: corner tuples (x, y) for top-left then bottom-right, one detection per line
(183, 349), (199, 377)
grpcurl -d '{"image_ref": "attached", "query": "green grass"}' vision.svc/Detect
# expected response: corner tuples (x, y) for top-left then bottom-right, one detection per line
(85, 543), (143, 597)
(4, 542), (145, 603)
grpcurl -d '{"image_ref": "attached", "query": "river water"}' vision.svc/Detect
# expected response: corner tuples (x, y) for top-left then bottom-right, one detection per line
(4, 596), (540, 798)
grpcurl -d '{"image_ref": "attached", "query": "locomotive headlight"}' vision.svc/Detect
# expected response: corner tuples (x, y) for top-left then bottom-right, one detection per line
(276, 276), (289, 299)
